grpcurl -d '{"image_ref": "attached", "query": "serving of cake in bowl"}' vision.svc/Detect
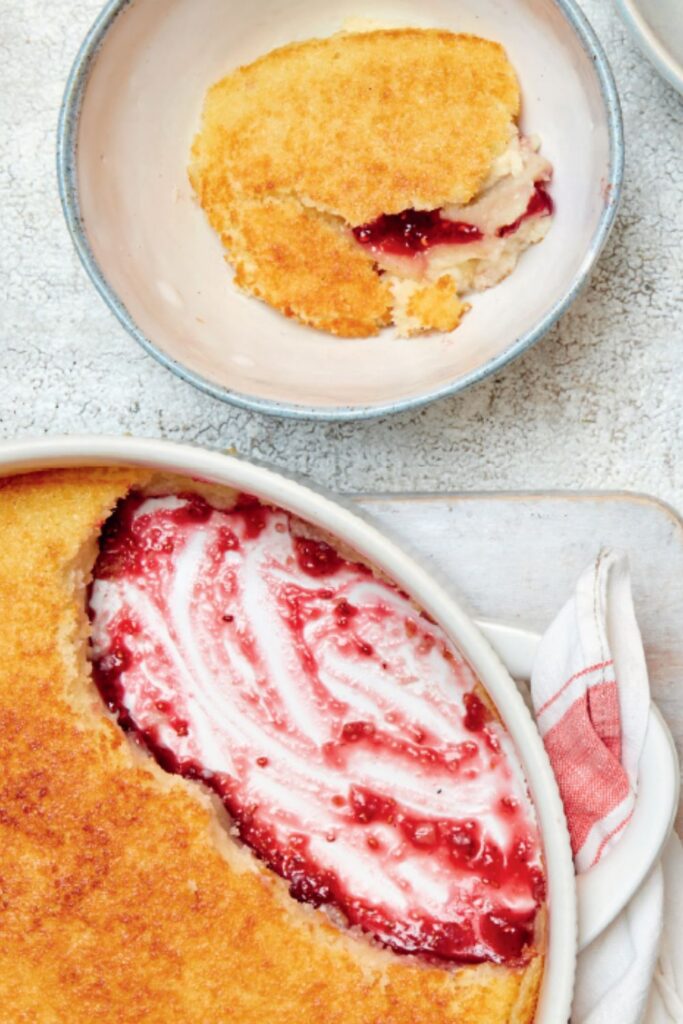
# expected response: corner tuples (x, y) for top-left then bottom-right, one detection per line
(60, 0), (621, 418)
(189, 28), (554, 338)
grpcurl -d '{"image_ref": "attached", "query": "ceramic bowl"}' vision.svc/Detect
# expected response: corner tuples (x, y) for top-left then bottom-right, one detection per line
(58, 0), (623, 421)
(615, 0), (683, 96)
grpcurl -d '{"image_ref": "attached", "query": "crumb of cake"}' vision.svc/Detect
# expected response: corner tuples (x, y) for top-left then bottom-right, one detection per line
(392, 276), (469, 336)
(189, 29), (553, 340)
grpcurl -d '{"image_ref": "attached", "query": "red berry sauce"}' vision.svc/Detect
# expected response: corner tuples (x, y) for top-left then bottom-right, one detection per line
(89, 493), (545, 966)
(352, 181), (553, 259)
(353, 209), (483, 256)
(497, 183), (554, 238)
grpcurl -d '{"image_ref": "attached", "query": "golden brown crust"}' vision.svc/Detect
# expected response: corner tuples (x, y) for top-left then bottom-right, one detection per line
(191, 30), (519, 225)
(189, 29), (520, 338)
(0, 469), (542, 1023)
(227, 196), (392, 337)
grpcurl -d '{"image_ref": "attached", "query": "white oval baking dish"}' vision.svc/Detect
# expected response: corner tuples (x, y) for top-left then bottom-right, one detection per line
(57, 0), (623, 421)
(2, 435), (673, 1021)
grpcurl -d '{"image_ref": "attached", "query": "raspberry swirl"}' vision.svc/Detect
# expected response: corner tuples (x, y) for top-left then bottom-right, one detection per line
(89, 493), (544, 965)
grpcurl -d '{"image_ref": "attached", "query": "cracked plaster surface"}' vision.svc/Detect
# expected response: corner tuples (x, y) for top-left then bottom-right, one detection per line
(1, 1), (682, 503)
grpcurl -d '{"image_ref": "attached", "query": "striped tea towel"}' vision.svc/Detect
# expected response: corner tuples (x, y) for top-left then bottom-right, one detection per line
(531, 550), (683, 1024)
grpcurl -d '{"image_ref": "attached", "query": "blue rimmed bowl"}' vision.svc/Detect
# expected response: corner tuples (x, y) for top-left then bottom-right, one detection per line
(58, 0), (623, 422)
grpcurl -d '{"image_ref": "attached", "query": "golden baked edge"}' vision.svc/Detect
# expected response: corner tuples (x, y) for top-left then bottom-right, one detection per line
(0, 468), (543, 1024)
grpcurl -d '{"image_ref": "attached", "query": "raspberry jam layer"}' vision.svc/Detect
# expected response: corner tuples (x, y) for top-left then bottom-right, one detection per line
(352, 182), (553, 258)
(497, 183), (554, 239)
(352, 210), (483, 255)
(89, 493), (545, 966)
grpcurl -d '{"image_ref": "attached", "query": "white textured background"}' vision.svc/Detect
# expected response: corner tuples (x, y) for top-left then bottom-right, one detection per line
(1, 1), (682, 503)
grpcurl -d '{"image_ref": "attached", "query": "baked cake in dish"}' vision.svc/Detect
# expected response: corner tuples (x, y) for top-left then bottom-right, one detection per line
(189, 29), (554, 338)
(0, 469), (545, 1023)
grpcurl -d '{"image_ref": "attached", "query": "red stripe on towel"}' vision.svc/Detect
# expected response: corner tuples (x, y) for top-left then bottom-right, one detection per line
(536, 660), (614, 718)
(542, 683), (629, 855)
(589, 809), (634, 869)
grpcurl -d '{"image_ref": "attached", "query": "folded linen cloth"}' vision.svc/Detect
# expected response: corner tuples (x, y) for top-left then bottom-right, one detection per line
(531, 550), (683, 1024)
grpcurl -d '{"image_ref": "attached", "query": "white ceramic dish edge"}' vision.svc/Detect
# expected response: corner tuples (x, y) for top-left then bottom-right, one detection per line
(1, 435), (576, 1021)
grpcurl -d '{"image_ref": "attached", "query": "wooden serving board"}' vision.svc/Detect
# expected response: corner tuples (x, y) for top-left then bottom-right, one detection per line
(354, 491), (683, 837)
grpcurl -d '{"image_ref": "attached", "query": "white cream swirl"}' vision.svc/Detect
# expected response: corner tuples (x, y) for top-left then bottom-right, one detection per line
(89, 493), (544, 964)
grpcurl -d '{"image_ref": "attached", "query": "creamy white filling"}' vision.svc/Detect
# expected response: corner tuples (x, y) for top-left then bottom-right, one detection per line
(90, 496), (544, 943)
(378, 129), (553, 293)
